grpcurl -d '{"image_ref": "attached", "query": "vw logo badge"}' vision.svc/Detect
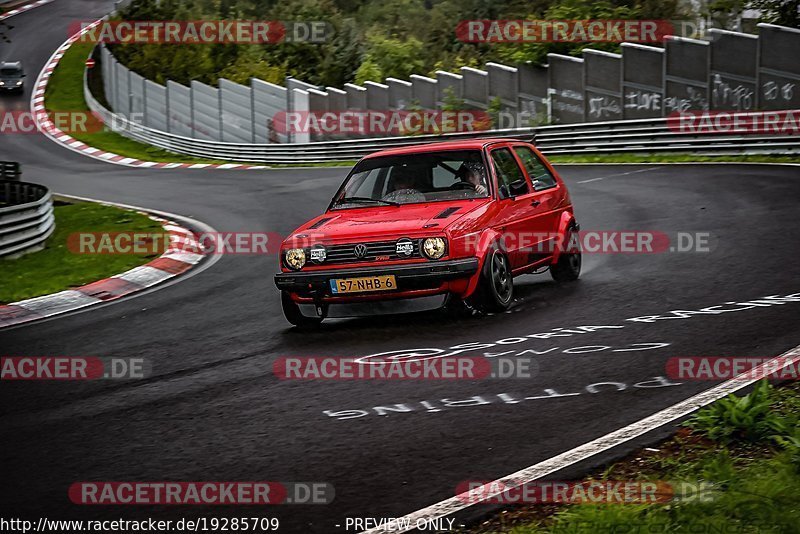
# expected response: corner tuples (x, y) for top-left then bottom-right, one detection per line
(353, 243), (368, 258)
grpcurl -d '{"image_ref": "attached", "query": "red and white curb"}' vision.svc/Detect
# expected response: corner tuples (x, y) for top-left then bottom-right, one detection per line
(31, 19), (269, 170)
(0, 214), (206, 329)
(0, 0), (54, 21)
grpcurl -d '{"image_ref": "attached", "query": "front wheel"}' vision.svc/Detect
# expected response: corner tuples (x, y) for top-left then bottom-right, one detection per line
(472, 249), (513, 312)
(550, 227), (581, 282)
(281, 291), (324, 328)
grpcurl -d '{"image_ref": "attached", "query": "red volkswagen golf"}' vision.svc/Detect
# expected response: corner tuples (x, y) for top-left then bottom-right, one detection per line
(274, 138), (581, 326)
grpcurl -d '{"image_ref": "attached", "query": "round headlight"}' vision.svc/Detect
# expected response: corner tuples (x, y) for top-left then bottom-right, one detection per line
(284, 248), (306, 270)
(422, 237), (446, 260)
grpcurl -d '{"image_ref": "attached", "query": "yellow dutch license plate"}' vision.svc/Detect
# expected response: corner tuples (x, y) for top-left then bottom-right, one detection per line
(330, 275), (396, 294)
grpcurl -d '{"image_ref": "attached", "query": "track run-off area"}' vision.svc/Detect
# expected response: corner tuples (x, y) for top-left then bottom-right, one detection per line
(1, 1), (799, 532)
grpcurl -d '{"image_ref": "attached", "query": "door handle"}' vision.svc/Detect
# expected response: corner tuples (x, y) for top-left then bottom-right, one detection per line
(531, 199), (541, 207)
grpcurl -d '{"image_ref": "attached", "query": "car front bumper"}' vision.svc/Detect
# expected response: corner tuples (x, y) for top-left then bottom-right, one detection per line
(274, 257), (480, 296)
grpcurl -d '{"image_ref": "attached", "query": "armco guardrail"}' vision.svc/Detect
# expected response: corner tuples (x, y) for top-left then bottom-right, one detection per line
(0, 180), (55, 258)
(85, 79), (800, 164)
(0, 161), (21, 180)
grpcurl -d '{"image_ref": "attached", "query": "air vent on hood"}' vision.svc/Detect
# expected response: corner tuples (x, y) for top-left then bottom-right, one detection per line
(433, 207), (461, 219)
(309, 217), (333, 229)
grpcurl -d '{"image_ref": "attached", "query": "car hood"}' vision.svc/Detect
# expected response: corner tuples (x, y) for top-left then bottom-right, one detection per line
(291, 199), (489, 242)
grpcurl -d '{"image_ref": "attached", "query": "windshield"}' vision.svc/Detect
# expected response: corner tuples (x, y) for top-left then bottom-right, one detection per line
(0, 68), (21, 76)
(333, 150), (490, 208)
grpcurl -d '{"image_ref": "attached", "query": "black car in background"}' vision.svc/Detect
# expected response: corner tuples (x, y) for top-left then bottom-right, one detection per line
(0, 61), (25, 93)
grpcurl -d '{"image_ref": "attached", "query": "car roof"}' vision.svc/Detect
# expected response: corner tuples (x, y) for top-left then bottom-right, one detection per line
(362, 137), (526, 159)
(0, 61), (23, 70)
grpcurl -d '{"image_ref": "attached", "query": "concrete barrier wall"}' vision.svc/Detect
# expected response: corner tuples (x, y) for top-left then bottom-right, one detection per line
(410, 75), (436, 109)
(664, 36), (710, 114)
(757, 24), (800, 111)
(219, 78), (254, 143)
(191, 81), (221, 141)
(621, 43), (664, 119)
(517, 62), (548, 123)
(386, 78), (412, 109)
(326, 87), (347, 110)
(583, 50), (622, 121)
(436, 71), (462, 106)
(252, 79), (287, 144)
(344, 83), (367, 109)
(364, 81), (389, 110)
(548, 54), (585, 124)
(709, 29), (757, 111)
(167, 81), (192, 138)
(98, 23), (800, 143)
(461, 67), (489, 109)
(144, 79), (168, 131)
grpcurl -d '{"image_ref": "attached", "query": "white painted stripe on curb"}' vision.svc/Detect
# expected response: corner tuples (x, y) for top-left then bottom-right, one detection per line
(13, 290), (101, 316)
(164, 224), (194, 235)
(161, 251), (205, 265)
(359, 343), (800, 534)
(113, 265), (175, 288)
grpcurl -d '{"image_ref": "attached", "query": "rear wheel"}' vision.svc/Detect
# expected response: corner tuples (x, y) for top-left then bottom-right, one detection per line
(281, 291), (324, 328)
(550, 226), (581, 282)
(473, 249), (513, 312)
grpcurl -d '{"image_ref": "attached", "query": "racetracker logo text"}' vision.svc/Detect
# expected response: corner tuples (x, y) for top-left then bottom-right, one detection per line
(456, 19), (674, 43)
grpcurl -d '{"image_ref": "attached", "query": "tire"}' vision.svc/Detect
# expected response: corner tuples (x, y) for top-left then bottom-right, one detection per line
(550, 226), (581, 282)
(281, 291), (324, 328)
(473, 249), (513, 312)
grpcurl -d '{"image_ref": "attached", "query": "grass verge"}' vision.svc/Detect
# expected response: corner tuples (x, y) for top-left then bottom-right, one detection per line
(465, 381), (800, 533)
(0, 200), (167, 303)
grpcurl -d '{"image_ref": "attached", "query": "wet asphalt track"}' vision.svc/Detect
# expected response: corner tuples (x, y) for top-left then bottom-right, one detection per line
(1, 1), (800, 532)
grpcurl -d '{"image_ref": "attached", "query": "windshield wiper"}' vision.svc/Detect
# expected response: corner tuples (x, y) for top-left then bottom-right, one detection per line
(334, 196), (400, 207)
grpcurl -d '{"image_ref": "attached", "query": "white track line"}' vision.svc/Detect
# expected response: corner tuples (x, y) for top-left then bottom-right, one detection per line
(359, 343), (800, 534)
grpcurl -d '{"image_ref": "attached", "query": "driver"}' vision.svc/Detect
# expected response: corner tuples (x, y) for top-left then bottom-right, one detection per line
(456, 162), (488, 195)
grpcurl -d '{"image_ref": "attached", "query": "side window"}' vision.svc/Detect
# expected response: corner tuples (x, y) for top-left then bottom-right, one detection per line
(513, 146), (557, 190)
(490, 148), (530, 199)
